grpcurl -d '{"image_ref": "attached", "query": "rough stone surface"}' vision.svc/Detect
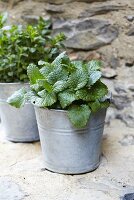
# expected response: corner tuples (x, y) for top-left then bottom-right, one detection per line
(79, 5), (125, 18)
(64, 26), (118, 50)
(53, 18), (118, 50)
(0, 119), (134, 200)
(102, 68), (117, 78)
(113, 95), (131, 110)
(53, 18), (110, 34)
(0, 177), (26, 200)
(128, 84), (134, 91)
(65, 31), (106, 50)
(116, 108), (134, 128)
(45, 4), (65, 13)
(126, 15), (134, 22)
(119, 135), (134, 146)
(21, 15), (42, 24)
(127, 27), (134, 36)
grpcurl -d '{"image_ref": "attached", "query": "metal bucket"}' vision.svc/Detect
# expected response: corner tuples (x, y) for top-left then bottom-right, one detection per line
(34, 107), (107, 174)
(0, 83), (39, 142)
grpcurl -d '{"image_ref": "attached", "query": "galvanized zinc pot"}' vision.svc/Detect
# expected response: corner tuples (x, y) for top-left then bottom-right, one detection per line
(34, 106), (107, 174)
(0, 83), (39, 142)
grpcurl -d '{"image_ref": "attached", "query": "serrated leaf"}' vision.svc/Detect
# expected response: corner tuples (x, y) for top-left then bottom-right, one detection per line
(58, 90), (76, 109)
(53, 80), (68, 93)
(76, 88), (92, 101)
(27, 64), (44, 84)
(68, 105), (91, 128)
(67, 67), (88, 90)
(47, 68), (68, 84)
(100, 100), (110, 109)
(37, 89), (57, 107)
(30, 83), (41, 92)
(39, 63), (53, 78)
(89, 100), (101, 112)
(88, 71), (102, 86)
(89, 100), (110, 112)
(76, 81), (108, 102)
(71, 61), (83, 69)
(88, 81), (108, 101)
(27, 90), (44, 107)
(38, 60), (46, 66)
(52, 51), (69, 66)
(7, 88), (27, 108)
(37, 79), (52, 92)
(87, 60), (102, 71)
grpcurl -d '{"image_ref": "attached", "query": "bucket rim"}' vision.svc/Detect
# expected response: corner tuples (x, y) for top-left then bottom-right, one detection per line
(34, 106), (68, 113)
(0, 82), (29, 86)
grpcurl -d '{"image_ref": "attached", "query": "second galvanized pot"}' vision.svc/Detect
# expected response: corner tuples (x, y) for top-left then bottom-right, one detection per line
(0, 83), (39, 142)
(34, 107), (107, 174)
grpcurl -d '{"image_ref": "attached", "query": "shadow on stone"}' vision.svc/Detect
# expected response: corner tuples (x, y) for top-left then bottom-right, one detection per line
(122, 193), (134, 200)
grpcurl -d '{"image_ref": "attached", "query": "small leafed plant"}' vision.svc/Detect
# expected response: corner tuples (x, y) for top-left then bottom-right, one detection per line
(0, 13), (65, 82)
(8, 52), (110, 128)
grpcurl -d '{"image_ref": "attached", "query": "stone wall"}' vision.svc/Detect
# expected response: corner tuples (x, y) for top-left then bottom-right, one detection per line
(0, 0), (134, 126)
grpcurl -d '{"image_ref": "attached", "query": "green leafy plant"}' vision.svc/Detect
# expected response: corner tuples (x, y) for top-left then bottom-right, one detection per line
(0, 13), (65, 82)
(7, 52), (110, 128)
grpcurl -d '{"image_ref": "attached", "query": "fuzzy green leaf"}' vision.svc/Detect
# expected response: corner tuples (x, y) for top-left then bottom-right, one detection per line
(53, 80), (68, 93)
(7, 88), (27, 108)
(67, 67), (88, 90)
(52, 51), (69, 66)
(37, 89), (57, 107)
(71, 61), (83, 69)
(27, 64), (44, 84)
(88, 71), (102, 86)
(87, 60), (102, 71)
(37, 79), (53, 92)
(76, 81), (108, 102)
(100, 100), (110, 109)
(27, 91), (45, 107)
(47, 68), (68, 84)
(89, 100), (110, 113)
(30, 83), (41, 92)
(68, 105), (91, 128)
(88, 81), (108, 101)
(38, 60), (46, 66)
(40, 63), (53, 78)
(27, 90), (56, 107)
(89, 100), (101, 112)
(58, 90), (76, 109)
(76, 88), (91, 101)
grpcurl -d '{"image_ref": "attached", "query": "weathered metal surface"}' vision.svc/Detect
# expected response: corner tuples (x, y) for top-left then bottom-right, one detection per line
(35, 107), (107, 174)
(0, 83), (39, 142)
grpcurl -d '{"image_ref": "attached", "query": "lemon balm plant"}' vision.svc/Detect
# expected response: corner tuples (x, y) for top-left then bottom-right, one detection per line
(8, 52), (110, 128)
(8, 52), (111, 174)
(0, 13), (65, 142)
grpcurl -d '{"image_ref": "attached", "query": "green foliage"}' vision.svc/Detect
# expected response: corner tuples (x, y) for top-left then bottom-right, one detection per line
(27, 64), (44, 84)
(0, 14), (65, 83)
(58, 89), (76, 109)
(68, 105), (91, 128)
(7, 52), (110, 128)
(0, 12), (8, 28)
(7, 88), (27, 108)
